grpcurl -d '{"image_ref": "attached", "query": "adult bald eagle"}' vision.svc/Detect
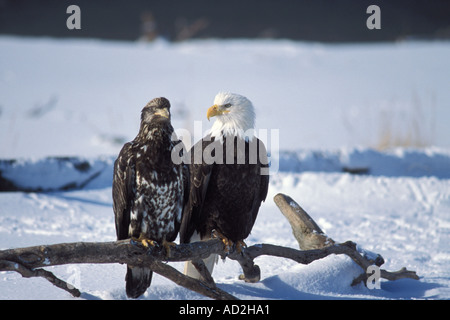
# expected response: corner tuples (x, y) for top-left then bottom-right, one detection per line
(180, 92), (269, 279)
(113, 97), (187, 298)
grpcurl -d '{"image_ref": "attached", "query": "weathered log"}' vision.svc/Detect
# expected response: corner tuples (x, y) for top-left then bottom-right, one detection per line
(0, 193), (419, 299)
(273, 193), (418, 286)
(0, 259), (81, 297)
(0, 239), (236, 300)
(274, 193), (335, 250)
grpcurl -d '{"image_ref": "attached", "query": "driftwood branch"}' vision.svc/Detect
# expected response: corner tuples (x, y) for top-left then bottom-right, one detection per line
(273, 193), (419, 286)
(0, 259), (81, 297)
(0, 193), (419, 299)
(0, 239), (236, 300)
(274, 193), (335, 250)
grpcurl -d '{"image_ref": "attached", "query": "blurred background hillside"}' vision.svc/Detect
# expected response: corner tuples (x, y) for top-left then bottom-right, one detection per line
(1, 0), (449, 43)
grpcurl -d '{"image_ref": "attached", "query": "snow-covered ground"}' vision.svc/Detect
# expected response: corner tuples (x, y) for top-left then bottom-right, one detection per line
(1, 36), (449, 300)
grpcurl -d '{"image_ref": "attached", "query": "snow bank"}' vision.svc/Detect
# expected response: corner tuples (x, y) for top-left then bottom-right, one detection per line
(0, 156), (113, 192)
(1, 147), (449, 192)
(276, 147), (450, 178)
(3, 166), (449, 299)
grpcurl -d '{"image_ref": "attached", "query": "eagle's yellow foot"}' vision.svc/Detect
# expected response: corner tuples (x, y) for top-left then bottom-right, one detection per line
(141, 238), (157, 248)
(235, 240), (247, 254)
(162, 239), (177, 257)
(131, 235), (157, 248)
(212, 229), (233, 254)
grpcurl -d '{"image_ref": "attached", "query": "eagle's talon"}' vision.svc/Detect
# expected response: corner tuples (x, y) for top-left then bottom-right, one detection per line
(212, 229), (234, 254)
(162, 240), (177, 257)
(142, 239), (157, 248)
(131, 235), (157, 248)
(235, 240), (247, 254)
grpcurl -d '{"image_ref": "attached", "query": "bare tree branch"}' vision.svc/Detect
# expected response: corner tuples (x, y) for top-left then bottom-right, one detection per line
(0, 239), (236, 300)
(0, 259), (81, 297)
(273, 193), (419, 286)
(273, 193), (335, 250)
(140, 254), (237, 300)
(0, 193), (419, 299)
(191, 258), (217, 287)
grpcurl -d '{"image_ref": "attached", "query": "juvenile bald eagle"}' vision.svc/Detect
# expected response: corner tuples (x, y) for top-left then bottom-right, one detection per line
(180, 92), (269, 279)
(113, 97), (187, 298)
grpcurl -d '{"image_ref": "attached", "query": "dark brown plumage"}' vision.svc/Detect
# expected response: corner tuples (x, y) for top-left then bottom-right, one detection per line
(180, 135), (269, 243)
(112, 97), (187, 298)
(179, 92), (269, 279)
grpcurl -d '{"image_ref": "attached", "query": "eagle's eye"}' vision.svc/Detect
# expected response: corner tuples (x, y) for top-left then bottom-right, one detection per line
(223, 103), (232, 108)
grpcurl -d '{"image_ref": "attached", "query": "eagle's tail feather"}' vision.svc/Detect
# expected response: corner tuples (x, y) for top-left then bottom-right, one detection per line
(125, 265), (152, 299)
(183, 254), (218, 280)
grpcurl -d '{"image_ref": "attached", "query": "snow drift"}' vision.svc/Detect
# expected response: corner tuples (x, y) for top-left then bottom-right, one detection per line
(1, 148), (449, 192)
(1, 36), (450, 300)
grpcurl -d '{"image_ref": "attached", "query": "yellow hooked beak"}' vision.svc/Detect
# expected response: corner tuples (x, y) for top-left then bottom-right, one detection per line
(206, 104), (230, 121)
(154, 108), (170, 119)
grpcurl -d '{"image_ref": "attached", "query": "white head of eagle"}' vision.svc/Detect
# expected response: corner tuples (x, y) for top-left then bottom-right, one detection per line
(208, 92), (256, 142)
